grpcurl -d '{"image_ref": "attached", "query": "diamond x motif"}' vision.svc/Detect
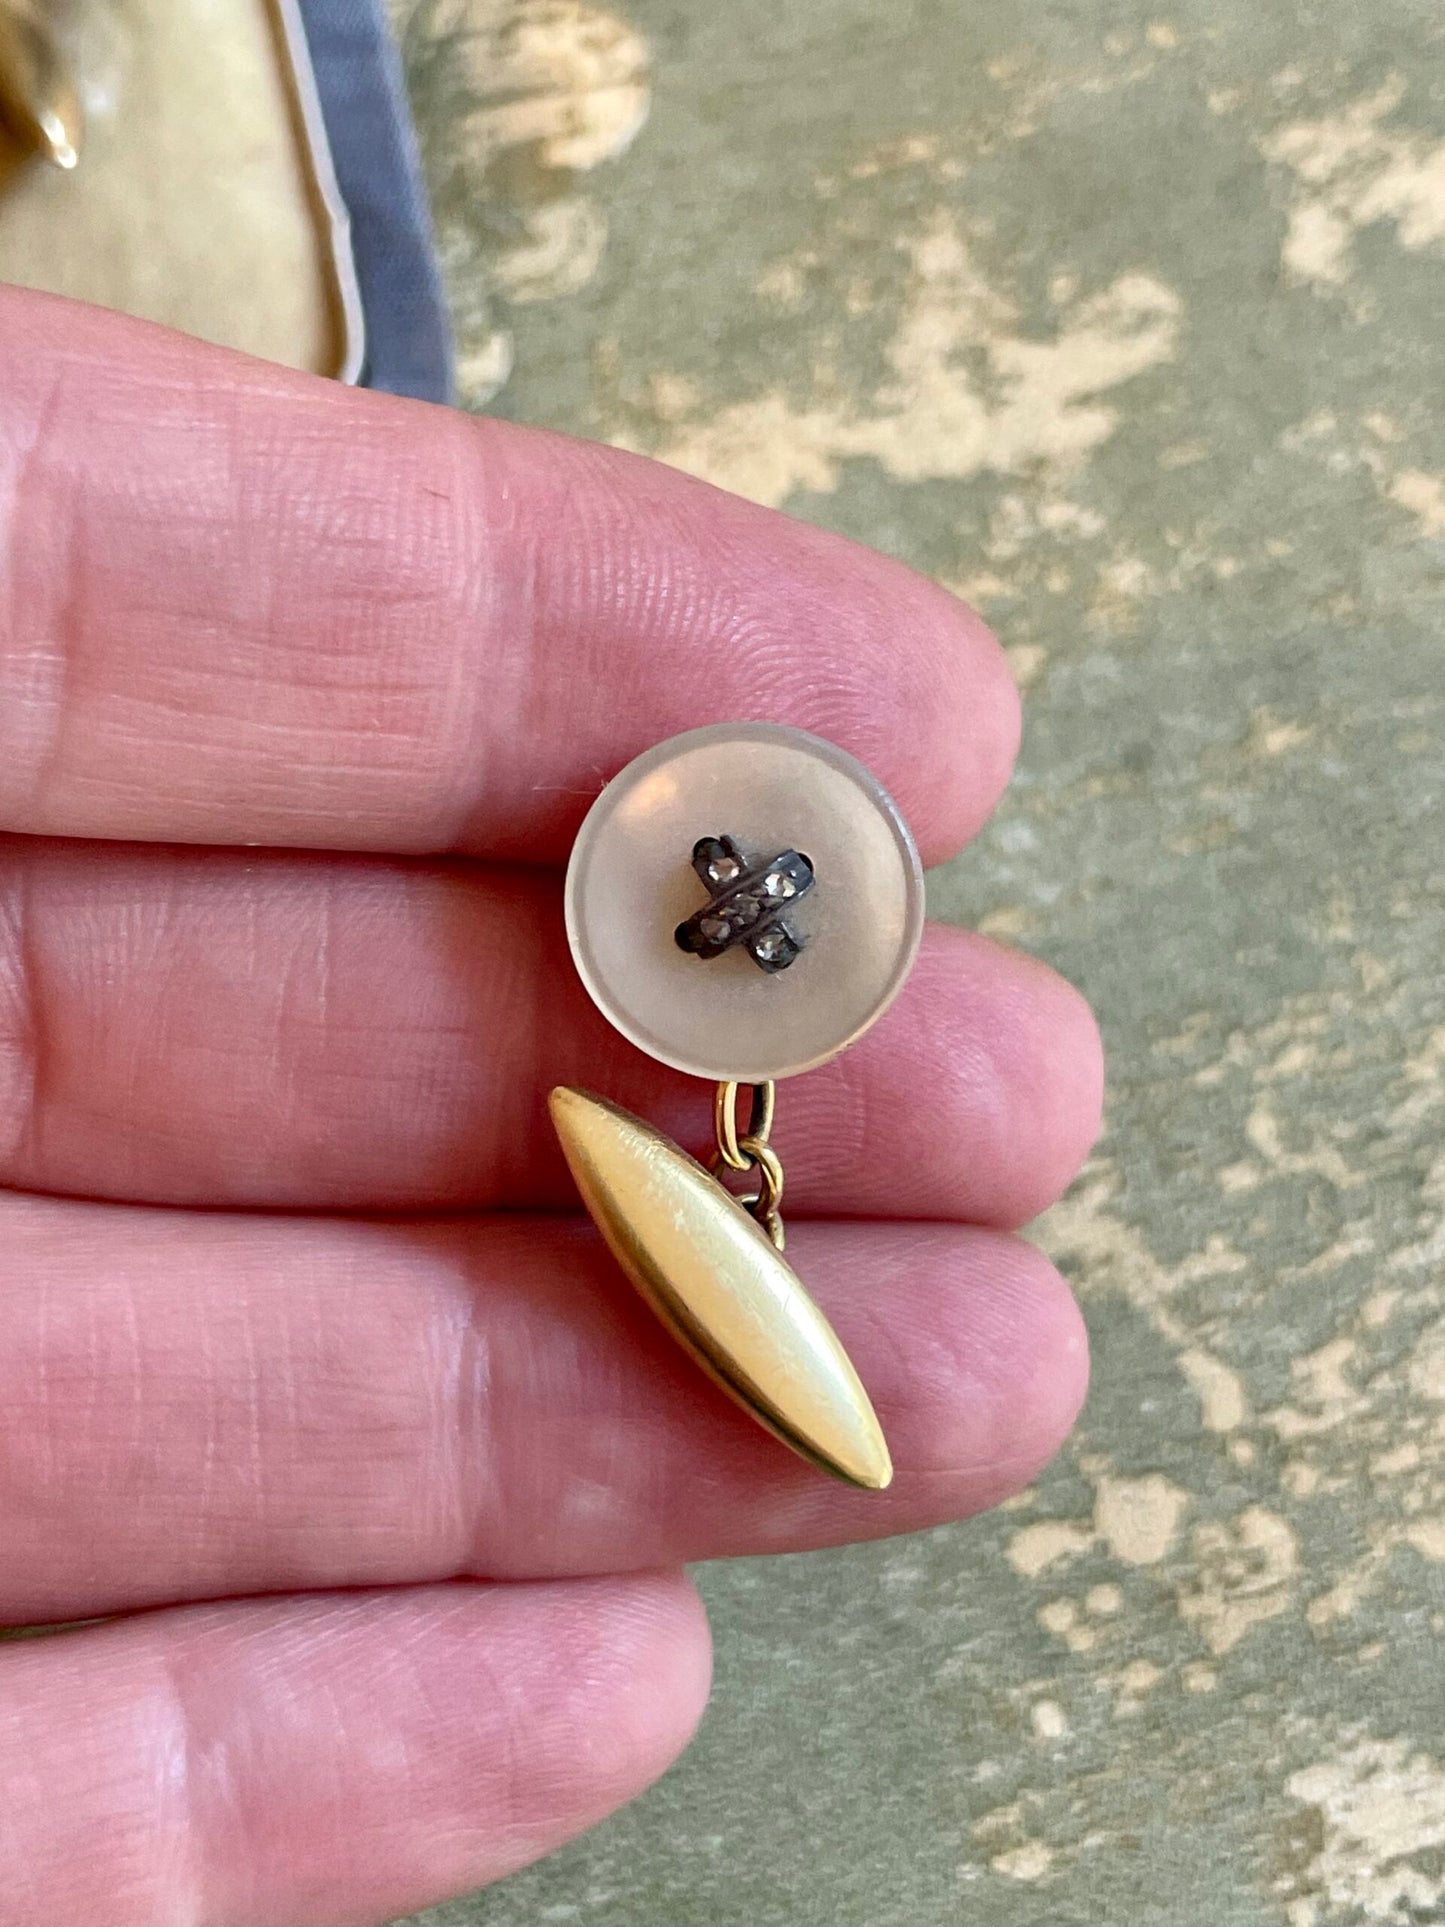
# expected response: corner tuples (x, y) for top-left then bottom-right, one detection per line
(674, 836), (816, 973)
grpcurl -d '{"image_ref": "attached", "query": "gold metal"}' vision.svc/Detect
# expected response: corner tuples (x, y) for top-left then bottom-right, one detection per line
(550, 1086), (892, 1490)
(734, 1135), (785, 1251)
(712, 1079), (786, 1247)
(0, 0), (362, 384)
(0, 1), (82, 170)
(714, 1079), (775, 1172)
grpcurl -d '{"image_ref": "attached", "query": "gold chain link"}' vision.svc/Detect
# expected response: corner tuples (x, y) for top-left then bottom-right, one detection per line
(713, 1080), (776, 1171)
(711, 1081), (786, 1250)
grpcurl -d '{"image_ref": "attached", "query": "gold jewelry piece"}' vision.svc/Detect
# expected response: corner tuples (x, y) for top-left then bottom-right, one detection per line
(552, 722), (925, 1489)
(0, 1), (82, 171)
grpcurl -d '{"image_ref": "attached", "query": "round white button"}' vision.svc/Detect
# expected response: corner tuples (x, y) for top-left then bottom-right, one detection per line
(564, 723), (925, 1083)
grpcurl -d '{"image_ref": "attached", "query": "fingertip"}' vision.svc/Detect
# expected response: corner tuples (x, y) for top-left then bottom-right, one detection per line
(1013, 1241), (1092, 1473)
(886, 1228), (1089, 1506)
(472, 425), (1022, 865)
(607, 1570), (715, 1768)
(999, 947), (1106, 1225)
(815, 924), (1102, 1227)
(915, 584), (1022, 861)
(544, 1572), (714, 1815)
(770, 553), (1022, 867)
(0, 1577), (714, 1927)
(999, 938), (1105, 1200)
(913, 926), (1104, 1228)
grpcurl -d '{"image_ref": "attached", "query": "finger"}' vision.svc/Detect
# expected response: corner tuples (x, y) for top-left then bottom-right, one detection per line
(0, 1576), (710, 1927)
(0, 1194), (1087, 1621)
(0, 287), (1016, 863)
(0, 840), (1101, 1225)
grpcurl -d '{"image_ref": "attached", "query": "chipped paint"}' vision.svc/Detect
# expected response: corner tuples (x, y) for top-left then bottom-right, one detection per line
(1094, 1474), (1189, 1567)
(1387, 468), (1445, 537)
(617, 213), (1179, 507)
(402, 0), (650, 398)
(1281, 1740), (1445, 1924)
(1178, 1507), (1298, 1655)
(1179, 1349), (1249, 1432)
(1030, 1699), (1068, 1741)
(1262, 79), (1445, 288)
(991, 1840), (1054, 1881)
(1006, 1518), (1094, 1579)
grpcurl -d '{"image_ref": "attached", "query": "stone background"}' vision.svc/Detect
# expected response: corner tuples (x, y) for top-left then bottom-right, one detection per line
(394, 2), (1445, 1921)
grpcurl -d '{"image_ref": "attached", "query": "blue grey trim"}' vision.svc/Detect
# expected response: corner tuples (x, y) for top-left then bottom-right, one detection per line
(295, 0), (454, 403)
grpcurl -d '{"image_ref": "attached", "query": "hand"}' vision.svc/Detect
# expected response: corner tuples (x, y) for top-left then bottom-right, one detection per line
(0, 288), (1101, 1927)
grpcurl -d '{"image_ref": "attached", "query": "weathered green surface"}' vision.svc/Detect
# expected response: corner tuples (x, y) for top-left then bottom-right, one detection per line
(399, 1), (1445, 1921)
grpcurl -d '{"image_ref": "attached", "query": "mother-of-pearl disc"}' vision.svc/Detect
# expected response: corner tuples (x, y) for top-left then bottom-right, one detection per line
(564, 722), (925, 1083)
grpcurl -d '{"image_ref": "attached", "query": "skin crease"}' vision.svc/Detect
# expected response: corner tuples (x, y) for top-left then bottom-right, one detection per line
(0, 841), (1101, 1221)
(0, 295), (1018, 864)
(0, 289), (1101, 1927)
(0, 1200), (1088, 1618)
